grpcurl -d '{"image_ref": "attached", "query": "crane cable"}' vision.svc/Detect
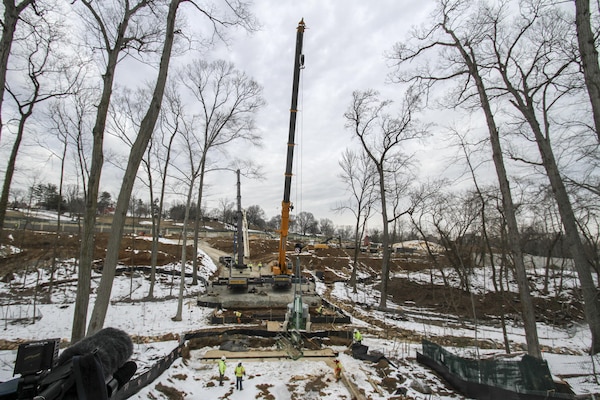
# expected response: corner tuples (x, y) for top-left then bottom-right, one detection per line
(294, 59), (305, 224)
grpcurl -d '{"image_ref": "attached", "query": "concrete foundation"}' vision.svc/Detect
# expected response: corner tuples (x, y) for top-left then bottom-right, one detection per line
(197, 259), (350, 326)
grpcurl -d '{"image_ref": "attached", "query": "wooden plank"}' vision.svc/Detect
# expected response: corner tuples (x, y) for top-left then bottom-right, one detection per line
(267, 321), (284, 331)
(202, 348), (336, 360)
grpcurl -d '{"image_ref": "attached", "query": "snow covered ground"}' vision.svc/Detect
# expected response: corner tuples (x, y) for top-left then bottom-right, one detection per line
(0, 236), (599, 399)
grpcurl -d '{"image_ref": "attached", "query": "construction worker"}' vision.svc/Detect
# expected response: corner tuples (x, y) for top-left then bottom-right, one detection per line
(234, 310), (242, 323)
(234, 362), (246, 390)
(353, 328), (363, 345)
(316, 304), (323, 315)
(333, 359), (342, 382)
(218, 356), (226, 386)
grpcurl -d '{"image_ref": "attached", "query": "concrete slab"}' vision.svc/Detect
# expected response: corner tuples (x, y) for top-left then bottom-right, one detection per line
(198, 278), (321, 309)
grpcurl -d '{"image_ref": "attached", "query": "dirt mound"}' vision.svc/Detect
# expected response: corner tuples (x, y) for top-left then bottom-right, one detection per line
(0, 230), (183, 277)
(386, 279), (582, 327)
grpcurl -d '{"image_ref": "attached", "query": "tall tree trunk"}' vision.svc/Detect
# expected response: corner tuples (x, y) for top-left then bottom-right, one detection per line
(467, 146), (512, 354)
(71, 46), (120, 342)
(527, 113), (600, 354)
(0, 111), (31, 238)
(71, 1), (145, 341)
(148, 131), (176, 298)
(349, 215), (362, 291)
(575, 0), (600, 141)
(145, 149), (158, 299)
(191, 154), (207, 286)
(444, 26), (542, 358)
(87, 0), (181, 335)
(174, 177), (195, 322)
(49, 135), (68, 299)
(495, 21), (600, 352)
(478, 85), (541, 358)
(378, 166), (391, 309)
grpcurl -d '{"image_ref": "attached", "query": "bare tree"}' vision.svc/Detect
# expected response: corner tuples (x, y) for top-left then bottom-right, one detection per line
(319, 218), (335, 238)
(431, 191), (480, 293)
(387, 0), (542, 357)
(408, 181), (451, 288)
(71, 0), (164, 342)
(146, 82), (181, 298)
(295, 211), (317, 235)
(43, 99), (78, 297)
(246, 205), (267, 229)
(344, 88), (427, 309)
(177, 58), (264, 293)
(52, 88), (96, 219)
(0, 6), (75, 238)
(218, 198), (235, 226)
(102, 83), (167, 298)
(170, 114), (204, 322)
(39, 70), (95, 282)
(335, 148), (377, 291)
(452, 128), (515, 352)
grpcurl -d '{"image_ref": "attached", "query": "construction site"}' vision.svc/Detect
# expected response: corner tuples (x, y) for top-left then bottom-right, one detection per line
(0, 15), (597, 400)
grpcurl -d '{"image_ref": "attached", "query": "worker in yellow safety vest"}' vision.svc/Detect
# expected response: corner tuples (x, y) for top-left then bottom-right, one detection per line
(353, 328), (363, 344)
(234, 362), (246, 390)
(218, 356), (226, 386)
(234, 310), (242, 323)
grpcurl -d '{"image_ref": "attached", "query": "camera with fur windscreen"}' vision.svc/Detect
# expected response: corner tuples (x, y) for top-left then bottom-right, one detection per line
(0, 328), (137, 400)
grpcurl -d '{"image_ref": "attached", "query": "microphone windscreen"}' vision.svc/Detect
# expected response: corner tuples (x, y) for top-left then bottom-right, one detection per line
(58, 328), (133, 378)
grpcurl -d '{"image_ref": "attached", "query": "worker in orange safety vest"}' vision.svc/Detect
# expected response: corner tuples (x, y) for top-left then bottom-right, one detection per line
(333, 359), (342, 382)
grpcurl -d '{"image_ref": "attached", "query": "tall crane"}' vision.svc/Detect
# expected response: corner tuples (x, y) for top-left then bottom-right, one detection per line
(228, 169), (248, 289)
(272, 19), (305, 287)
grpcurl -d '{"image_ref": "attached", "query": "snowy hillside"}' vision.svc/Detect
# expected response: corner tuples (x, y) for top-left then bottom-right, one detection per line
(0, 236), (598, 399)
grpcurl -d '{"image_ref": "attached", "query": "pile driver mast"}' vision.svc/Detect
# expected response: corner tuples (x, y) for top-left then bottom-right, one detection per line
(272, 18), (306, 286)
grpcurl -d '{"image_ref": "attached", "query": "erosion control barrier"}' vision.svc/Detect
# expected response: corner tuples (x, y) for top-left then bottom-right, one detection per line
(417, 339), (578, 400)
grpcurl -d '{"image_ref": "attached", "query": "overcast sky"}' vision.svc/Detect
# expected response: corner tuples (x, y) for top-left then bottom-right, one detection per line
(3, 0), (486, 229)
(181, 0), (449, 228)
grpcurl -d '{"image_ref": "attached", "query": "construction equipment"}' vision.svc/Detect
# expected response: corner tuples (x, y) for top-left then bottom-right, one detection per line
(229, 169), (248, 289)
(278, 257), (309, 359)
(313, 236), (342, 250)
(272, 19), (306, 288)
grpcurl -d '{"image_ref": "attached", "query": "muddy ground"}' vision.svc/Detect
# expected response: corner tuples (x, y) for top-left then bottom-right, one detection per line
(0, 229), (584, 329)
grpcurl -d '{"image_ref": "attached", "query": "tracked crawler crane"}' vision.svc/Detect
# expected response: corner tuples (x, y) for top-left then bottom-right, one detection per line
(272, 19), (306, 288)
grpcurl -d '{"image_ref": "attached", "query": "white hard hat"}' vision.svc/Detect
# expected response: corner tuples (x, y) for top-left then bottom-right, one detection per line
(353, 328), (357, 332)
(221, 356), (226, 360)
